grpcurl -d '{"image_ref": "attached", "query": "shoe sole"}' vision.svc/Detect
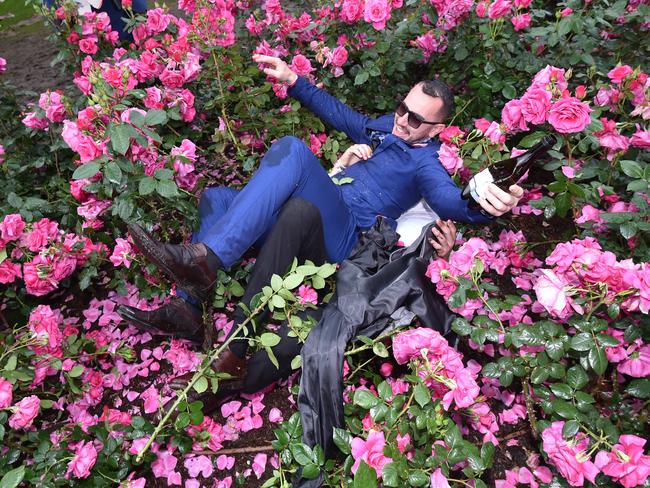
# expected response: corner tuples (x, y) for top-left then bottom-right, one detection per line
(128, 224), (210, 302)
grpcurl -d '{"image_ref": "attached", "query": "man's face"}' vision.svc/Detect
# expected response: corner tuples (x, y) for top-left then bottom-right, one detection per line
(391, 83), (445, 144)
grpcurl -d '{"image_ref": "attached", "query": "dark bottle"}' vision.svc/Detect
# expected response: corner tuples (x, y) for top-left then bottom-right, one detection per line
(461, 135), (557, 208)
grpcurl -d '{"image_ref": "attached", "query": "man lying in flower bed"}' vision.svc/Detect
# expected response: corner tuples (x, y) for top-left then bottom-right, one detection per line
(122, 54), (521, 386)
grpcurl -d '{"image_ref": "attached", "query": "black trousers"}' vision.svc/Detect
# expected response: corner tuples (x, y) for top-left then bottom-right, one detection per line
(225, 198), (329, 393)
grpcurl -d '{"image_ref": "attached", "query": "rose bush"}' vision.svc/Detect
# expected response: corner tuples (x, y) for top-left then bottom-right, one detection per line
(0, 0), (648, 486)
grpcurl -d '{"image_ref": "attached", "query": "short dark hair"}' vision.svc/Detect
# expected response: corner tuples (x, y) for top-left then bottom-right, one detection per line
(419, 80), (455, 122)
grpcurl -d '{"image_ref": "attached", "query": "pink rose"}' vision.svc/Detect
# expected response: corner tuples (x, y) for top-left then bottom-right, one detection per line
(160, 68), (185, 88)
(340, 0), (364, 23)
(511, 13), (531, 31)
(618, 345), (650, 378)
(630, 129), (650, 149)
(351, 430), (392, 477)
(330, 46), (348, 67)
(8, 395), (40, 429)
(542, 421), (600, 486)
(290, 55), (314, 76)
(78, 37), (98, 55)
(487, 0), (511, 19)
(22, 112), (48, 130)
(595, 435), (650, 488)
(608, 64), (633, 84)
(110, 238), (133, 268)
(76, 135), (103, 163)
(0, 214), (25, 242)
(548, 96), (592, 134)
(298, 284), (318, 305)
(66, 441), (98, 479)
(364, 0), (391, 30)
(0, 57), (6, 73)
(51, 255), (77, 281)
(520, 88), (551, 125)
(0, 261), (21, 284)
(533, 269), (569, 316)
(438, 143), (464, 174)
(146, 8), (171, 33)
(0, 377), (13, 408)
(560, 7), (573, 16)
(501, 99), (528, 132)
(532, 65), (568, 92)
(29, 304), (64, 355)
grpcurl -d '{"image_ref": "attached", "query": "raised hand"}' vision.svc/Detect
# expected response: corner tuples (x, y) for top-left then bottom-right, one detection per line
(252, 54), (298, 84)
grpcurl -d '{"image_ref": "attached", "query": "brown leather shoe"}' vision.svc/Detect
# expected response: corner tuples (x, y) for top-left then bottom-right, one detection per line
(128, 224), (218, 302)
(170, 348), (247, 390)
(118, 297), (204, 344)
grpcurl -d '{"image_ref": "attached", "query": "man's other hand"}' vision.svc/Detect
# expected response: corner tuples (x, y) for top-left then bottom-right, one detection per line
(252, 54), (298, 84)
(428, 219), (457, 261)
(478, 184), (524, 217)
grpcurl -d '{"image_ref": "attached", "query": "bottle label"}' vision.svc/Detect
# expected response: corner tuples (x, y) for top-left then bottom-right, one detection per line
(468, 168), (494, 202)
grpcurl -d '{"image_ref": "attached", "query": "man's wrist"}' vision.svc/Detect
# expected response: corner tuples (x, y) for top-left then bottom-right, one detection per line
(287, 73), (298, 86)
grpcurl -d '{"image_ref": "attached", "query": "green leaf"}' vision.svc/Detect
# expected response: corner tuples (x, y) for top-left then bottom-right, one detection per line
(312, 275), (325, 289)
(111, 123), (137, 155)
(452, 317), (471, 336)
(620, 160), (644, 179)
(129, 110), (145, 128)
(290, 444), (313, 466)
(447, 286), (467, 309)
(518, 132), (545, 148)
(552, 399), (578, 419)
(68, 365), (85, 378)
(381, 462), (400, 487)
(406, 471), (429, 487)
(566, 365), (589, 389)
(588, 346), (607, 375)
(4, 355), (17, 372)
(302, 463), (320, 479)
(549, 383), (573, 400)
(554, 192), (571, 218)
(72, 161), (101, 180)
(354, 460), (377, 488)
(260, 332), (281, 347)
(175, 412), (190, 430)
(626, 378), (650, 399)
(139, 177), (157, 195)
(283, 273), (305, 290)
(414, 384), (431, 407)
(156, 180), (179, 198)
(502, 84), (517, 99)
(193, 376), (208, 394)
(0, 465), (25, 488)
(145, 109), (168, 126)
(372, 342), (389, 358)
(353, 389), (380, 409)
(546, 339), (565, 361)
(104, 161), (122, 184)
(271, 295), (286, 309)
(562, 419), (580, 438)
(332, 176), (354, 185)
(530, 367), (549, 384)
(571, 333), (594, 351)
(354, 72), (369, 86)
(333, 428), (352, 455)
(271, 274), (283, 291)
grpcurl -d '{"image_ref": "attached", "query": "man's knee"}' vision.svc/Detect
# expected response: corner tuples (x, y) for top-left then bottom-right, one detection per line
(264, 136), (309, 167)
(198, 187), (232, 216)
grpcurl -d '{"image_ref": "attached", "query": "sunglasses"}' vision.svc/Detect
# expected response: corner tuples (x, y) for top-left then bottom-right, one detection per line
(395, 100), (444, 129)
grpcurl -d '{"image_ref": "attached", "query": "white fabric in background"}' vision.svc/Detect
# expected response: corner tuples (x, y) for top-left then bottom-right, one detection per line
(395, 200), (439, 247)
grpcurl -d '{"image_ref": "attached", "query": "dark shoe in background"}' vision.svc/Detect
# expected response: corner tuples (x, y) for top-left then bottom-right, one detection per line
(127, 223), (218, 302)
(118, 297), (204, 344)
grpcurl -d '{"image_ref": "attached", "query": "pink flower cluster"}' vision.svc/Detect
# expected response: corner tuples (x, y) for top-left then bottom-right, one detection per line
(63, 10), (119, 55)
(392, 328), (480, 410)
(0, 214), (105, 296)
(351, 430), (392, 477)
(530, 237), (649, 319)
(501, 65), (592, 135)
(542, 421), (599, 486)
(427, 231), (540, 318)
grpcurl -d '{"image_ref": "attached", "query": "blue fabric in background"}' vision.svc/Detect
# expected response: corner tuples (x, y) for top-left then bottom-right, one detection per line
(42, 0), (147, 41)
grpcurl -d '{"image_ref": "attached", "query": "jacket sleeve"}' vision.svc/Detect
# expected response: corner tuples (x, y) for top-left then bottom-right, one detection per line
(416, 155), (492, 224)
(288, 77), (372, 144)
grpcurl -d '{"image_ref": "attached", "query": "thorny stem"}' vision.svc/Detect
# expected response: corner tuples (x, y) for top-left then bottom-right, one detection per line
(210, 49), (245, 158)
(522, 378), (539, 439)
(387, 389), (415, 436)
(136, 297), (270, 462)
(344, 328), (404, 356)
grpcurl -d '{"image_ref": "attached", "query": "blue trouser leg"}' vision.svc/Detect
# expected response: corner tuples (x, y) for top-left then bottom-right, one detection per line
(201, 136), (358, 267)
